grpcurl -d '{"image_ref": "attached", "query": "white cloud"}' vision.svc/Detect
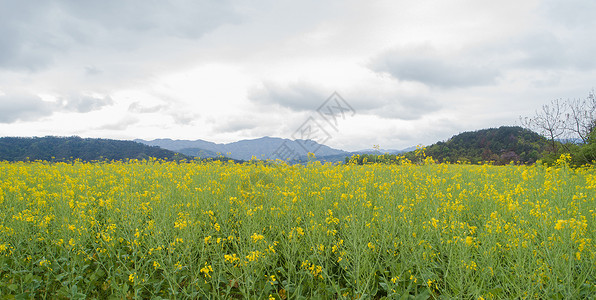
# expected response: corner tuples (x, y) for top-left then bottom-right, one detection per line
(1, 0), (595, 150)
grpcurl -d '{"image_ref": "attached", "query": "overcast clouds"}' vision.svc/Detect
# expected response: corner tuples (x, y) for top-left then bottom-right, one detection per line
(1, 0), (595, 151)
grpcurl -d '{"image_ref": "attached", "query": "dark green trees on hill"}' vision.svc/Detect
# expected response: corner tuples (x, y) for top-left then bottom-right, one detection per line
(418, 126), (548, 164)
(346, 126), (549, 165)
(0, 136), (187, 162)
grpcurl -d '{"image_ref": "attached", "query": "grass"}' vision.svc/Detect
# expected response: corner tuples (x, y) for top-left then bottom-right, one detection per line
(0, 157), (594, 299)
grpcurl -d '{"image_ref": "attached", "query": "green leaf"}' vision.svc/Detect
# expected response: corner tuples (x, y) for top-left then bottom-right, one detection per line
(413, 289), (430, 300)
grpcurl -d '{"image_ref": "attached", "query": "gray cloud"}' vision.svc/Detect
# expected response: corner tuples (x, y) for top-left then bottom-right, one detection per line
(170, 111), (198, 125)
(508, 32), (596, 72)
(344, 87), (442, 121)
(61, 0), (241, 39)
(540, 0), (596, 28)
(249, 80), (441, 121)
(214, 117), (259, 133)
(369, 47), (501, 88)
(369, 11), (596, 89)
(0, 0), (242, 71)
(1, 0), (595, 151)
(248, 81), (329, 111)
(85, 66), (102, 76)
(369, 96), (441, 121)
(60, 95), (114, 113)
(0, 1), (56, 70)
(0, 91), (114, 123)
(0, 93), (55, 123)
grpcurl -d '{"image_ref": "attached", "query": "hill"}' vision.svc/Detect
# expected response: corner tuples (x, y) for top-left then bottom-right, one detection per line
(346, 126), (549, 165)
(409, 126), (549, 164)
(0, 136), (189, 162)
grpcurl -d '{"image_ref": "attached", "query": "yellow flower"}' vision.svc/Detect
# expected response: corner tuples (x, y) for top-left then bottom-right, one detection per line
(554, 220), (566, 230)
(225, 254), (239, 263)
(246, 251), (261, 262)
(39, 258), (49, 267)
(129, 272), (136, 283)
(200, 263), (213, 278)
(251, 233), (264, 242)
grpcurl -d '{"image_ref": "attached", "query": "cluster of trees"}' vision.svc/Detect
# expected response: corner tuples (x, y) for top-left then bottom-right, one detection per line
(347, 90), (596, 167)
(521, 90), (596, 166)
(413, 126), (548, 164)
(0, 136), (189, 162)
(345, 126), (548, 165)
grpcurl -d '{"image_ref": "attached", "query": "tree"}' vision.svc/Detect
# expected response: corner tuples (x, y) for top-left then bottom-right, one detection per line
(565, 90), (596, 144)
(522, 90), (596, 166)
(521, 99), (567, 154)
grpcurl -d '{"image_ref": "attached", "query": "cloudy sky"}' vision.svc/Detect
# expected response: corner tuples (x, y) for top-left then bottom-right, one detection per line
(1, 0), (595, 151)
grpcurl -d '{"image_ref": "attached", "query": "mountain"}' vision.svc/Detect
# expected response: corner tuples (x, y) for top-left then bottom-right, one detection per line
(0, 136), (189, 162)
(135, 138), (221, 153)
(406, 126), (549, 164)
(0, 128), (549, 165)
(136, 136), (350, 162)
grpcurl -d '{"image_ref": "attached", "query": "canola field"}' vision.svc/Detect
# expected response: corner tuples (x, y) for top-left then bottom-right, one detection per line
(0, 158), (594, 299)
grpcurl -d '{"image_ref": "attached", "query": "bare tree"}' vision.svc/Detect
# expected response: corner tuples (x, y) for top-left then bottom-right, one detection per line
(565, 90), (596, 144)
(521, 99), (567, 154)
(522, 90), (596, 159)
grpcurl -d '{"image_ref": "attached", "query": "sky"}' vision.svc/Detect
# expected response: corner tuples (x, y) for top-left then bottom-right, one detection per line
(1, 0), (595, 151)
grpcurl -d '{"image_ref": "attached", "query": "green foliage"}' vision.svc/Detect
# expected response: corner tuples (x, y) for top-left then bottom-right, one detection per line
(421, 126), (549, 165)
(567, 128), (596, 167)
(0, 136), (190, 162)
(0, 161), (594, 298)
(346, 126), (549, 165)
(344, 153), (406, 165)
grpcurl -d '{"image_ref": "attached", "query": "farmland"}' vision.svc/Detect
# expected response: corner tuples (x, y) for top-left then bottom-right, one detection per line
(0, 158), (594, 299)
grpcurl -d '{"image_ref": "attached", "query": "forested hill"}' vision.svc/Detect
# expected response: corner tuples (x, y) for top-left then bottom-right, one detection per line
(417, 126), (549, 164)
(0, 136), (189, 162)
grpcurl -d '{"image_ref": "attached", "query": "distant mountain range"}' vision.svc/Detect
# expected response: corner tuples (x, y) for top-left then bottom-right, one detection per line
(0, 135), (412, 163)
(135, 137), (413, 163)
(136, 137), (341, 162)
(1, 127), (549, 164)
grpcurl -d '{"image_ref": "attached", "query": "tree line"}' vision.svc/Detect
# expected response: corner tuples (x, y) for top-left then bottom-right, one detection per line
(0, 136), (188, 162)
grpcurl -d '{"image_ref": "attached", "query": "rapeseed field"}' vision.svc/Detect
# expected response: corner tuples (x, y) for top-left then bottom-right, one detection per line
(0, 156), (594, 299)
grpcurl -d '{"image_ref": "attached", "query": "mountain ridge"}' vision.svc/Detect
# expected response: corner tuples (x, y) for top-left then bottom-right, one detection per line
(135, 136), (352, 162)
(3, 127), (547, 165)
(136, 136), (416, 163)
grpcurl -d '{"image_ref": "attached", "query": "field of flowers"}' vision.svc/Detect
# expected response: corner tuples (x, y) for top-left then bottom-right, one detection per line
(0, 157), (594, 299)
